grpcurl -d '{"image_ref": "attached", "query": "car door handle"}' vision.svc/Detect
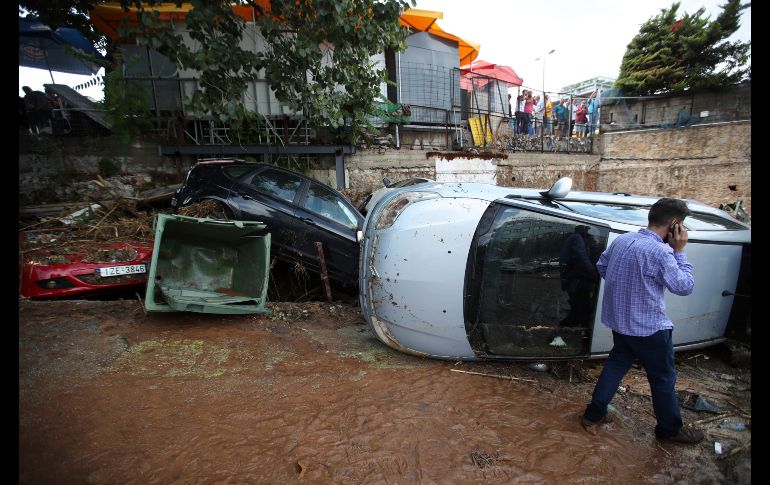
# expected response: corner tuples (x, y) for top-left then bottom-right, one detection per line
(301, 217), (316, 225)
(240, 193), (255, 201)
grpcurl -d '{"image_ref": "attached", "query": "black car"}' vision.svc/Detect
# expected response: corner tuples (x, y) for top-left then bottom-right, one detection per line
(171, 161), (364, 288)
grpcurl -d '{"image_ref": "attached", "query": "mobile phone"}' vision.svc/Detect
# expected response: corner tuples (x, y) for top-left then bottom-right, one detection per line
(669, 220), (679, 232)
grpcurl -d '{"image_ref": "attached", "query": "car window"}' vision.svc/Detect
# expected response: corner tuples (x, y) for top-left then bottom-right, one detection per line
(559, 201), (746, 231)
(306, 183), (359, 229)
(223, 165), (256, 180)
(250, 169), (303, 203)
(470, 206), (609, 358)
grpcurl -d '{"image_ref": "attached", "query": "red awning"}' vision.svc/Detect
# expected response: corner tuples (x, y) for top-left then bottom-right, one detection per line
(460, 59), (523, 90)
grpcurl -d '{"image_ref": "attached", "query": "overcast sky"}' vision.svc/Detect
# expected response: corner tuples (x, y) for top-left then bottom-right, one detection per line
(414, 0), (751, 94)
(20, 0), (750, 100)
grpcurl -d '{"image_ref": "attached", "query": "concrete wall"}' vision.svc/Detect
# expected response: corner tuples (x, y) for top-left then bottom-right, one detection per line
(598, 121), (750, 215)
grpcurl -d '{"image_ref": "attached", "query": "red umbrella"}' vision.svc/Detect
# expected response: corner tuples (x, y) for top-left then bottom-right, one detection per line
(460, 59), (523, 90)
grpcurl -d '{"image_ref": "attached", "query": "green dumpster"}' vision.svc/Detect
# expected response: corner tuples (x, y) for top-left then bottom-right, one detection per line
(144, 214), (271, 314)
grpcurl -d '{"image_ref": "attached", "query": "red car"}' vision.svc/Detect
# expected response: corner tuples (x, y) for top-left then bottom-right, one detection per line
(20, 231), (153, 299)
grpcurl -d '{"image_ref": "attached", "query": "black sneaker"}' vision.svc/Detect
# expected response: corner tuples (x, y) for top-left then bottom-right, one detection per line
(580, 413), (613, 435)
(657, 426), (705, 445)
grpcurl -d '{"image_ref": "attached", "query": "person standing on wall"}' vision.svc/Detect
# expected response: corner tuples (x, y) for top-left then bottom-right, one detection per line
(587, 92), (598, 136)
(515, 91), (526, 134)
(555, 99), (569, 138)
(580, 198), (705, 445)
(524, 91), (535, 136)
(575, 102), (588, 138)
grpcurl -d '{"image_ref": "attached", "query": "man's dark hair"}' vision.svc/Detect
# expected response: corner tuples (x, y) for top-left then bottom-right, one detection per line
(648, 198), (691, 226)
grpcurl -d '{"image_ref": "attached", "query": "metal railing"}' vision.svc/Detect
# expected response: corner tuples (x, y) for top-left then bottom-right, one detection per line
(599, 84), (751, 132)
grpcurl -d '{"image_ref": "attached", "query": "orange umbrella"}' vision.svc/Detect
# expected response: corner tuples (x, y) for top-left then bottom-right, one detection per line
(92, 3), (480, 68)
(91, 2), (268, 40)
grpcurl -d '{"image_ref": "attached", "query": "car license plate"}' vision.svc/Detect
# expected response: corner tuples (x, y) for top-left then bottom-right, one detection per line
(98, 264), (147, 277)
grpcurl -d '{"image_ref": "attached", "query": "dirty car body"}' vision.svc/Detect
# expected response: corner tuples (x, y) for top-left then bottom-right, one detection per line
(172, 161), (364, 288)
(358, 178), (433, 216)
(20, 236), (153, 299)
(359, 181), (751, 360)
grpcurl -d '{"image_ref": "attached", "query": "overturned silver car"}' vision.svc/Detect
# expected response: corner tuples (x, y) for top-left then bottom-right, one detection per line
(359, 178), (750, 360)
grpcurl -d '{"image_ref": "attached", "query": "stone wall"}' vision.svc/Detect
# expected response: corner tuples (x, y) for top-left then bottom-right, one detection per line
(333, 149), (600, 206)
(19, 133), (183, 205)
(598, 121), (751, 215)
(18, 119), (750, 217)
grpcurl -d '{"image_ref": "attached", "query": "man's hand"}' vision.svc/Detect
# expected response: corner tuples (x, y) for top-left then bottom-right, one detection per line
(668, 223), (688, 252)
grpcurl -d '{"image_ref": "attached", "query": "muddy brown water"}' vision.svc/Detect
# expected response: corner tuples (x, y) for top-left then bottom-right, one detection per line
(20, 300), (674, 484)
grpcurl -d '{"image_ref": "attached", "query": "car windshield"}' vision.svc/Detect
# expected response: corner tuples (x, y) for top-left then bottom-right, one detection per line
(558, 201), (746, 231)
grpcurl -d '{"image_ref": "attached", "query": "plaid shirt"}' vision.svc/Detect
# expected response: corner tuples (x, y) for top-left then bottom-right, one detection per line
(597, 228), (694, 337)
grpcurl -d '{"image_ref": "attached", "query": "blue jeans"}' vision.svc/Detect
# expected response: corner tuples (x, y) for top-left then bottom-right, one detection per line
(584, 329), (682, 438)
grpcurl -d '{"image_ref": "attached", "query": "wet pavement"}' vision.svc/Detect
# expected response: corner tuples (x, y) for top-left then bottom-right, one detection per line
(19, 300), (747, 484)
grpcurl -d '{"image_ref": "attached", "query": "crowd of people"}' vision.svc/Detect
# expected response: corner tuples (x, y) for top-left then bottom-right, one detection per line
(510, 90), (598, 138)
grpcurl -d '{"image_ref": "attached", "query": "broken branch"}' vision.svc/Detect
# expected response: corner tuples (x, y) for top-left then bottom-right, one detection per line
(726, 400), (750, 416)
(87, 201), (121, 233)
(690, 413), (732, 426)
(723, 441), (751, 457)
(656, 443), (672, 457)
(450, 369), (536, 383)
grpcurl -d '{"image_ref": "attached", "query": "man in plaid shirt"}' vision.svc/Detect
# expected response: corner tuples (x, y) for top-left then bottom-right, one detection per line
(580, 198), (705, 444)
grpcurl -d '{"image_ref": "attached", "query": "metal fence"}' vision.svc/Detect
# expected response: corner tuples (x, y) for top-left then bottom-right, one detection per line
(599, 83), (751, 132)
(381, 63), (595, 153)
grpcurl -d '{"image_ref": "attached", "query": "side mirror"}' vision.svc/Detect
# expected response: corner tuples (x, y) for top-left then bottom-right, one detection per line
(383, 177), (392, 188)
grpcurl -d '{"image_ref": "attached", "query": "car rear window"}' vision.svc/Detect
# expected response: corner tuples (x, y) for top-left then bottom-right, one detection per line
(250, 169), (303, 203)
(222, 165), (256, 180)
(558, 201), (746, 231)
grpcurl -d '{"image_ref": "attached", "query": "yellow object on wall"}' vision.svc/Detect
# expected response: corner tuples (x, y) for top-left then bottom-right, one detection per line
(468, 116), (493, 145)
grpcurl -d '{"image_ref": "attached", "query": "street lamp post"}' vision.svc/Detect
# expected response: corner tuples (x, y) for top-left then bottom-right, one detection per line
(534, 49), (555, 147)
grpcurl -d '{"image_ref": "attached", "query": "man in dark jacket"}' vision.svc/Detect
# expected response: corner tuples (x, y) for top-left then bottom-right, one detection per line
(559, 225), (597, 327)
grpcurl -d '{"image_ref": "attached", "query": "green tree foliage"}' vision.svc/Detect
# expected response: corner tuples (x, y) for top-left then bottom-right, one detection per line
(616, 0), (750, 95)
(128, 1), (263, 135)
(126, 0), (413, 143)
(23, 0), (413, 143)
(255, 0), (413, 143)
(101, 51), (153, 144)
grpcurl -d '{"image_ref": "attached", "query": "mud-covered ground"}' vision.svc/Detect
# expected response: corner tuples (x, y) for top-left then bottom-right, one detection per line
(19, 299), (750, 484)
